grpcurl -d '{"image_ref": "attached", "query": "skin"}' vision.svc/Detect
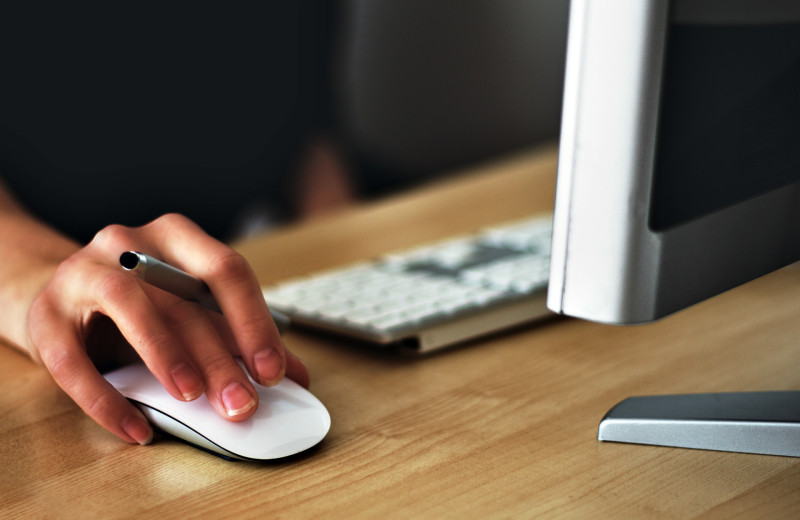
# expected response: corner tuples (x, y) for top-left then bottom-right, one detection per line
(0, 139), (353, 446)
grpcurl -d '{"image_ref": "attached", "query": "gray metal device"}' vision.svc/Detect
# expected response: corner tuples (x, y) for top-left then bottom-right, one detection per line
(549, 0), (800, 456)
(599, 392), (800, 457)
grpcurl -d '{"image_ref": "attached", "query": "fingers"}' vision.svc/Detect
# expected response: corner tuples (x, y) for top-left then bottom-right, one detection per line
(140, 214), (295, 387)
(89, 219), (265, 397)
(91, 216), (304, 405)
(207, 312), (310, 389)
(29, 295), (153, 445)
(85, 256), (261, 421)
(56, 254), (206, 405)
(158, 297), (259, 420)
(28, 215), (311, 447)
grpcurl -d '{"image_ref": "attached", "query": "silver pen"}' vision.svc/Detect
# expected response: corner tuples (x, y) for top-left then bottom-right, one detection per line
(119, 251), (290, 333)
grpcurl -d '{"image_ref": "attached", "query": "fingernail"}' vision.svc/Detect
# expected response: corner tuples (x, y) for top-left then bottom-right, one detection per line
(222, 382), (257, 417)
(122, 414), (153, 446)
(171, 362), (204, 401)
(254, 348), (284, 384)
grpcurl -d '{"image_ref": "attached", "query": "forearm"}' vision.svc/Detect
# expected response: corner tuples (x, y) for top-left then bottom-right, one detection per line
(0, 180), (80, 358)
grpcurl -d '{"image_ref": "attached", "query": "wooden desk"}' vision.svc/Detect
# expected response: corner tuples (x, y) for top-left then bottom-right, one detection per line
(3, 147), (800, 518)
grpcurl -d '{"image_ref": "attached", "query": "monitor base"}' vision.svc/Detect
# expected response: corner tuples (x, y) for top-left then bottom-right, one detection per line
(598, 391), (800, 457)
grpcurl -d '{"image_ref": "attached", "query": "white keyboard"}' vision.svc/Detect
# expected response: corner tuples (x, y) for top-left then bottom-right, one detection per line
(262, 214), (553, 353)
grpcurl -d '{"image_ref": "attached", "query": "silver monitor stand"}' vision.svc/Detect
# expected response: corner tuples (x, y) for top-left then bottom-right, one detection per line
(598, 391), (800, 457)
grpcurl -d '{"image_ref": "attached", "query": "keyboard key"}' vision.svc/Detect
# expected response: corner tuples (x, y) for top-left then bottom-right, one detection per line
(261, 215), (553, 350)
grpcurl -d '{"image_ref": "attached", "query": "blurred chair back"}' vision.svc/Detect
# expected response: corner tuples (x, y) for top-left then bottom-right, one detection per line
(336, 0), (569, 192)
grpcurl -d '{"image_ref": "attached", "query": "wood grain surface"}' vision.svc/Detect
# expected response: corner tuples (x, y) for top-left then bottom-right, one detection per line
(2, 146), (800, 519)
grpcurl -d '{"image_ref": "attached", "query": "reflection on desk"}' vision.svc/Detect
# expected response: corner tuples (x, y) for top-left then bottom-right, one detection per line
(2, 147), (800, 518)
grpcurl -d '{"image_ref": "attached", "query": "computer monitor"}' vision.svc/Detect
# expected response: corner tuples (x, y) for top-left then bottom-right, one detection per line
(547, 0), (800, 456)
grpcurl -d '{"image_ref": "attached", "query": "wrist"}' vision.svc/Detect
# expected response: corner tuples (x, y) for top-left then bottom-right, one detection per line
(0, 259), (62, 361)
(0, 216), (79, 360)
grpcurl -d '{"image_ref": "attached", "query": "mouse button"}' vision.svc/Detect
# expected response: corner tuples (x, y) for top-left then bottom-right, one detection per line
(215, 390), (330, 459)
(248, 405), (330, 438)
(236, 406), (330, 459)
(103, 364), (211, 426)
(254, 386), (313, 416)
(253, 381), (331, 430)
(103, 363), (165, 401)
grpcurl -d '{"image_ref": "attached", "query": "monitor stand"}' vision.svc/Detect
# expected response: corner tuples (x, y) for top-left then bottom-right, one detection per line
(598, 391), (800, 457)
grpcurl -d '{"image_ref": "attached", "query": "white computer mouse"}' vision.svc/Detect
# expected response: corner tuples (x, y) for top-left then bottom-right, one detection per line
(103, 361), (331, 461)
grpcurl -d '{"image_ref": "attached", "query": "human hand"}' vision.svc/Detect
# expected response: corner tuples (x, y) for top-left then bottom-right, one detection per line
(26, 213), (309, 445)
